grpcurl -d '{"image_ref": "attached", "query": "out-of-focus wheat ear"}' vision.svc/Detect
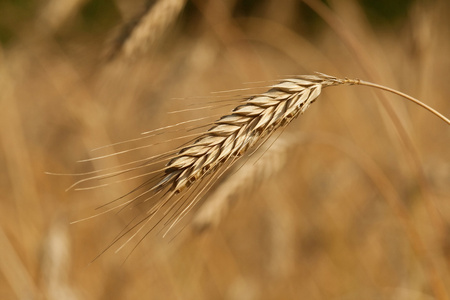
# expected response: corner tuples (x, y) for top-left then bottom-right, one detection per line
(40, 214), (77, 300)
(106, 0), (187, 61)
(192, 134), (299, 232)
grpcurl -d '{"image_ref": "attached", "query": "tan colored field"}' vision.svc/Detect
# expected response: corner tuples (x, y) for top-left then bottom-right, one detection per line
(1, 0), (450, 299)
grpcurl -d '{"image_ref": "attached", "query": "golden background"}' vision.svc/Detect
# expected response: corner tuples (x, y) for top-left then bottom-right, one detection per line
(1, 0), (449, 299)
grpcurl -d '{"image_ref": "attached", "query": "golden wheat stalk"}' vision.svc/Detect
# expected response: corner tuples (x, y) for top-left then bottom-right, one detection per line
(67, 73), (449, 254)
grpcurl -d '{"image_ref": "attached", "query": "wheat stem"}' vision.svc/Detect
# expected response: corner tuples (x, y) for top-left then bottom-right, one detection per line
(342, 78), (450, 125)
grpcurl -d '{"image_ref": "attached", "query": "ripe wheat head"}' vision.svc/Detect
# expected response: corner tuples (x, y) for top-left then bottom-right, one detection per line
(65, 73), (449, 254)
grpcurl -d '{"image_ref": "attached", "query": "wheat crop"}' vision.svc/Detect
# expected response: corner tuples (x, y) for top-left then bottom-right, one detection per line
(66, 73), (449, 256)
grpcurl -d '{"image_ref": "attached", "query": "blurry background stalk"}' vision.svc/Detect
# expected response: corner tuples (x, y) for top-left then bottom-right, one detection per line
(0, 0), (450, 299)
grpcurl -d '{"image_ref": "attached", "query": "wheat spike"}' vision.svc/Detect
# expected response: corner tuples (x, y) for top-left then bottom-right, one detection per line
(132, 74), (348, 235)
(154, 74), (340, 194)
(75, 74), (341, 250)
(72, 73), (449, 252)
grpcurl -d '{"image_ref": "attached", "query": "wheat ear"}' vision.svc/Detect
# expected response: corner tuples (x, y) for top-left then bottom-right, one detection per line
(70, 73), (449, 251)
(154, 74), (448, 199)
(136, 74), (339, 233)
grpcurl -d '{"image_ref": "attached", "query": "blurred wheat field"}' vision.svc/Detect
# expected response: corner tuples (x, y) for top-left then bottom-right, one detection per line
(1, 0), (450, 299)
